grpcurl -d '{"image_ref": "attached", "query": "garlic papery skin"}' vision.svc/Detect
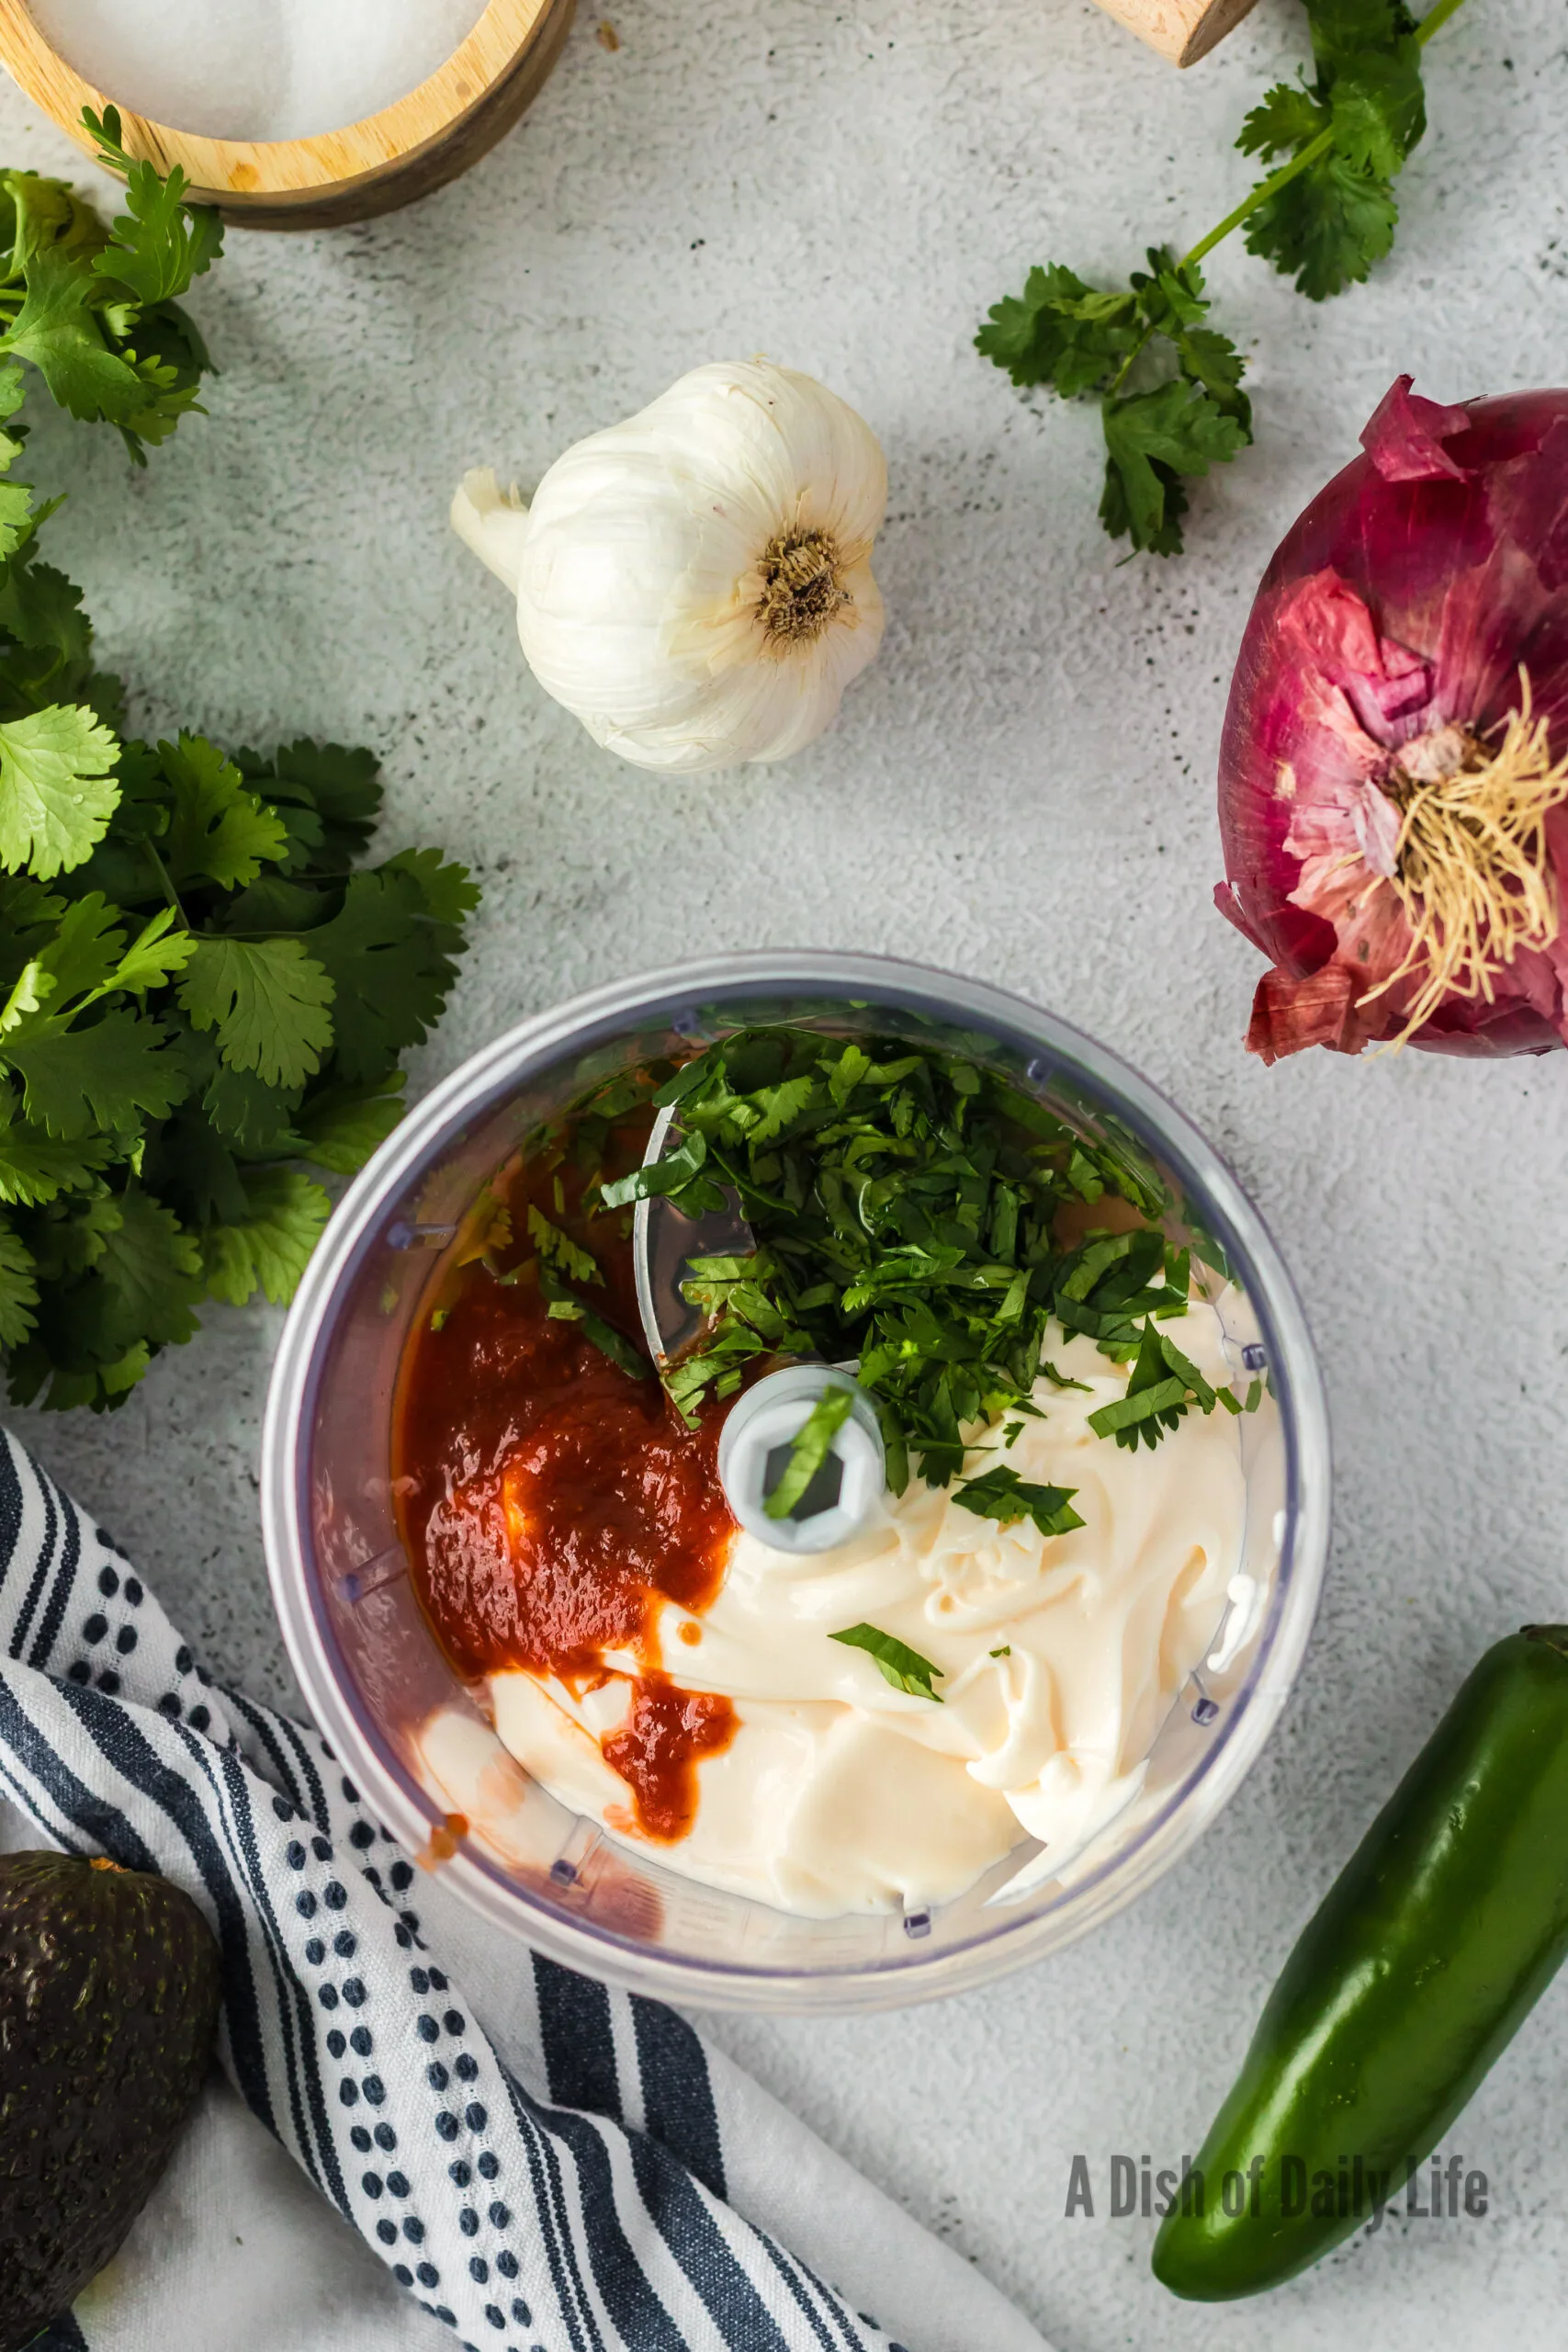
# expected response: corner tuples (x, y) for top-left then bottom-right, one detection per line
(451, 359), (887, 774)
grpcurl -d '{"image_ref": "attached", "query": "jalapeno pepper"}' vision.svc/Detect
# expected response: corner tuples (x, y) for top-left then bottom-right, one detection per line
(1154, 1625), (1568, 2300)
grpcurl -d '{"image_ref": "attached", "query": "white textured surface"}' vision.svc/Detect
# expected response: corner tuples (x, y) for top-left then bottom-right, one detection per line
(0, 0), (1564, 2342)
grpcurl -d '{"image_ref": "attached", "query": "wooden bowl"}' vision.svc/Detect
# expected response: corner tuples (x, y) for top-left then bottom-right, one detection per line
(1091, 0), (1258, 64)
(0, 0), (577, 230)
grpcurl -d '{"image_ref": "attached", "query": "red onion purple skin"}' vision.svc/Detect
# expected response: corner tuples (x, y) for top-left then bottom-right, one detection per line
(1217, 380), (1568, 1061)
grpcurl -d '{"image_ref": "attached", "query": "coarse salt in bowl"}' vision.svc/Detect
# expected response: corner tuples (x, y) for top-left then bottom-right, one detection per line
(0, 0), (576, 229)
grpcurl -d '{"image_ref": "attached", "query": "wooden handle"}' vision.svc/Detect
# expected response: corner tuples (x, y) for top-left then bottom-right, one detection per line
(1091, 0), (1260, 66)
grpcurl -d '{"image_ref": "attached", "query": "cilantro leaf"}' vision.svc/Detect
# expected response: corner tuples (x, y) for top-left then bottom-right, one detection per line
(22, 894), (189, 1012)
(91, 1184), (203, 1344)
(1331, 45), (1425, 174)
(144, 1104), (249, 1227)
(981, 251), (1252, 558)
(108, 906), (195, 994)
(1101, 379), (1249, 557)
(0, 958), (48, 1034)
(953, 1464), (1086, 1537)
(1087, 1319), (1220, 1451)
(29, 889), (122, 1004)
(159, 734), (289, 890)
(290, 1072), (405, 1174)
(91, 153), (223, 310)
(199, 1066), (302, 1157)
(1238, 83), (1331, 159)
(0, 112), (225, 466)
(177, 935), (335, 1090)
(235, 739), (382, 875)
(382, 844), (481, 929)
(0, 245), (153, 429)
(1306, 0), (1413, 78)
(0, 1215), (37, 1343)
(1, 1006), (186, 1138)
(976, 264), (1139, 398)
(750, 1073), (819, 1148)
(601, 1128), (710, 1209)
(306, 860), (474, 1084)
(765, 1385), (854, 1521)
(829, 1622), (945, 1702)
(0, 559), (98, 710)
(1173, 325), (1251, 427)
(537, 1261), (650, 1381)
(0, 1102), (109, 1204)
(0, 705), (119, 877)
(1240, 6), (1421, 299)
(1244, 149), (1399, 298)
(527, 1203), (602, 1286)
(200, 1167), (331, 1306)
(15, 1187), (205, 1402)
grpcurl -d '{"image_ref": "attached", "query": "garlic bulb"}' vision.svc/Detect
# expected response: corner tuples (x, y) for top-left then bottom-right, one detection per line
(451, 359), (887, 774)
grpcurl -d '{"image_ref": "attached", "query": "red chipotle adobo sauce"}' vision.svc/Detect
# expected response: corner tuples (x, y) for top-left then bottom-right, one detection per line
(391, 1103), (737, 1841)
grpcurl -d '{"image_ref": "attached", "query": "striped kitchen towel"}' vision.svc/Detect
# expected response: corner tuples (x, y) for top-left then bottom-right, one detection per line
(0, 1430), (1048, 2352)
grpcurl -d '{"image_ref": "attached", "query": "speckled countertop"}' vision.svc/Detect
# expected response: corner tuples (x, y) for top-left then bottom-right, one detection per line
(1, 0), (1564, 2342)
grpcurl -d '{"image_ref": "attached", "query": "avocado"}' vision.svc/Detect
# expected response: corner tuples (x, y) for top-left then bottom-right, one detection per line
(0, 1850), (221, 2350)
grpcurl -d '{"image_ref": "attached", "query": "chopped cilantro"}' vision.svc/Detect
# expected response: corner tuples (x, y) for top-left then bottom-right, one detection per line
(537, 1262), (649, 1383)
(1087, 1322), (1222, 1453)
(829, 1622), (945, 1702)
(953, 1465), (1086, 1538)
(765, 1385), (853, 1521)
(989, 1645), (1011, 1658)
(612, 1027), (1197, 1480)
(526, 1202), (601, 1287)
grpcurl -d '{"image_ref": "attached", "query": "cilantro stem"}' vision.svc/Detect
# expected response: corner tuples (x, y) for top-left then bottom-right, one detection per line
(1180, 129), (1334, 273)
(1180, 0), (1472, 276)
(1110, 324), (1157, 399)
(1413, 0), (1471, 46)
(141, 838), (191, 929)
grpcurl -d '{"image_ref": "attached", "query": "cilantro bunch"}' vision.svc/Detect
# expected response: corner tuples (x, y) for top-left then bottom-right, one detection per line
(0, 115), (478, 1409)
(599, 1027), (1247, 1487)
(977, 0), (1469, 556)
(0, 108), (219, 464)
(1, 723), (476, 1411)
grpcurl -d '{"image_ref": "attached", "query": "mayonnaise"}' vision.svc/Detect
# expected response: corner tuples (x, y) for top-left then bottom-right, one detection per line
(477, 1301), (1249, 1918)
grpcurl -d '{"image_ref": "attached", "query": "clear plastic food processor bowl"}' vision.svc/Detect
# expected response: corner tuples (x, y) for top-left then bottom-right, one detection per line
(262, 954), (1330, 2013)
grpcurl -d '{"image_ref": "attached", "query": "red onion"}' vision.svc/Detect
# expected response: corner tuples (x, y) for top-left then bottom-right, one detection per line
(1216, 379), (1568, 1061)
